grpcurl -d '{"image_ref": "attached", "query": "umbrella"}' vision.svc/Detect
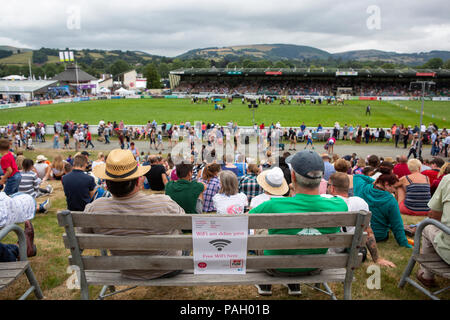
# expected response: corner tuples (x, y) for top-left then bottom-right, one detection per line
(214, 98), (222, 102)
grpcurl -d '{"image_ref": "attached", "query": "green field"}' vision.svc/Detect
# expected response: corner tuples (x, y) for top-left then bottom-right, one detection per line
(0, 99), (448, 128)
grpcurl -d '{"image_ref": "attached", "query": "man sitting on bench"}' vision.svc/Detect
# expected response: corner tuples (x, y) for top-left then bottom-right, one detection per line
(249, 150), (348, 296)
(84, 149), (186, 280)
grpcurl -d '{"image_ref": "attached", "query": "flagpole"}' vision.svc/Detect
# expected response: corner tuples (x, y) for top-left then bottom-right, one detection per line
(75, 61), (80, 96)
(28, 59), (32, 80)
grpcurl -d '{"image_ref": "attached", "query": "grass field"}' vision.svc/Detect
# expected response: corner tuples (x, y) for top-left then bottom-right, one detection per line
(0, 149), (449, 300)
(1, 99), (449, 128)
(0, 51), (33, 65)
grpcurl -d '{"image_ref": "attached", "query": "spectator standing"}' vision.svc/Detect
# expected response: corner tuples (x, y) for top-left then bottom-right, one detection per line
(144, 155), (169, 192)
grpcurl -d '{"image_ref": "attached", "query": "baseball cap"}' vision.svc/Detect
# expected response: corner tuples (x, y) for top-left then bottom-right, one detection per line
(286, 150), (324, 179)
(81, 151), (90, 157)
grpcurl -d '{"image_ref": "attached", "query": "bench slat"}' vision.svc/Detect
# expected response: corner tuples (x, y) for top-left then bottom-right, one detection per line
(0, 262), (29, 290)
(64, 233), (366, 250)
(0, 261), (29, 271)
(71, 253), (361, 271)
(58, 211), (369, 230)
(85, 268), (349, 286)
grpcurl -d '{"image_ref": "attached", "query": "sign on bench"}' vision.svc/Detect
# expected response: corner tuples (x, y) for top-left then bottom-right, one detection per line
(58, 210), (370, 300)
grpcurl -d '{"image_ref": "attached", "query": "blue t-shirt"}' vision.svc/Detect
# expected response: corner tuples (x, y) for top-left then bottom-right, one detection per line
(62, 169), (96, 211)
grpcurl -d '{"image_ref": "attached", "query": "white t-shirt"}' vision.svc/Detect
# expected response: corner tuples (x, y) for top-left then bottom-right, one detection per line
(34, 162), (48, 179)
(250, 193), (283, 209)
(212, 193), (248, 215)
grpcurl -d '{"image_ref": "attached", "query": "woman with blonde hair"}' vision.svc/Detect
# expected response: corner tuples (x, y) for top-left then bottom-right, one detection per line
(213, 170), (248, 214)
(397, 159), (431, 216)
(92, 152), (105, 170)
(48, 155), (65, 180)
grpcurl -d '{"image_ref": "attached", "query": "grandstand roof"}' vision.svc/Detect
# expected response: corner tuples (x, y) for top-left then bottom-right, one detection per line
(0, 80), (58, 93)
(170, 67), (450, 78)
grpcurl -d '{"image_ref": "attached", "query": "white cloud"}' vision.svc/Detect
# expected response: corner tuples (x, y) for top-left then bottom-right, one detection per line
(0, 0), (449, 56)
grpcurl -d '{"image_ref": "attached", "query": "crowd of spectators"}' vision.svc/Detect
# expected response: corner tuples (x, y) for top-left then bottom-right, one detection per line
(174, 79), (450, 97)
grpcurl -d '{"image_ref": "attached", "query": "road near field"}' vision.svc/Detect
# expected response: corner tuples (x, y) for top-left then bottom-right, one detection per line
(32, 138), (447, 161)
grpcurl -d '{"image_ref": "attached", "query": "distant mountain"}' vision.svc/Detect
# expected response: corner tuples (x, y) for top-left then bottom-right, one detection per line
(1, 44), (449, 67)
(332, 49), (450, 65)
(0, 46), (32, 54)
(177, 44), (331, 61)
(175, 44), (450, 66)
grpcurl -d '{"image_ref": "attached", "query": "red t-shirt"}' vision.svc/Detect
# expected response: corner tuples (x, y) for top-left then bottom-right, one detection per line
(87, 131), (92, 140)
(393, 163), (411, 178)
(0, 152), (19, 178)
(422, 169), (440, 186)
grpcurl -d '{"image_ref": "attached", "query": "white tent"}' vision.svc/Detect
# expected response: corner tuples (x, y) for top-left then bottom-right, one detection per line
(115, 87), (132, 95)
(1, 75), (27, 81)
(99, 87), (111, 93)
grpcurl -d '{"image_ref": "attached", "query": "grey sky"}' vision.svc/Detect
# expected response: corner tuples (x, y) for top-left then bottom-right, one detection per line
(1, 0), (449, 57)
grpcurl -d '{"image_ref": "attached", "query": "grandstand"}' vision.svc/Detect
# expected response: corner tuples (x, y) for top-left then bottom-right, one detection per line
(169, 68), (450, 98)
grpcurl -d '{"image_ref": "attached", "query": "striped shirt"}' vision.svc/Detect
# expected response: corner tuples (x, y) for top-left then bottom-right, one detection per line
(404, 175), (431, 212)
(18, 171), (41, 198)
(83, 191), (185, 280)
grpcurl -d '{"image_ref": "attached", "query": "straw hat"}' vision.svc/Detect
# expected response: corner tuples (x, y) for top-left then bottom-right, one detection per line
(93, 149), (150, 181)
(256, 167), (289, 196)
(36, 155), (48, 162)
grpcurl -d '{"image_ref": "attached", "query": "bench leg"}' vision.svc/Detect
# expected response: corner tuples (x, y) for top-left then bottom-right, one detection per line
(398, 256), (417, 288)
(307, 283), (337, 300)
(25, 266), (44, 299)
(97, 286), (137, 300)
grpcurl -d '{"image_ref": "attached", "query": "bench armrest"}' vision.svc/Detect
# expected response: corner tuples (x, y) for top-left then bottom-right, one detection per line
(0, 224), (28, 261)
(412, 218), (450, 255)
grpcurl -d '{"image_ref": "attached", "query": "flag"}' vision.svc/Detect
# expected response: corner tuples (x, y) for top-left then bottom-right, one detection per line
(69, 51), (74, 61)
(64, 51), (69, 61)
(59, 52), (65, 62)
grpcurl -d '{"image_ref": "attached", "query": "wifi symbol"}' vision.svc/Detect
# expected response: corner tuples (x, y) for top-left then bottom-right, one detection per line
(209, 239), (232, 251)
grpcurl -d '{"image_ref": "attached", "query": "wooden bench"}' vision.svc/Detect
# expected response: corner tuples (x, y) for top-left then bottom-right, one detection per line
(398, 218), (450, 300)
(57, 209), (371, 300)
(0, 224), (44, 300)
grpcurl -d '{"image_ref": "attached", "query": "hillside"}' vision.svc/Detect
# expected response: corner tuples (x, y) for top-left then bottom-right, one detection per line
(177, 44), (331, 61)
(176, 44), (450, 65)
(1, 44), (449, 69)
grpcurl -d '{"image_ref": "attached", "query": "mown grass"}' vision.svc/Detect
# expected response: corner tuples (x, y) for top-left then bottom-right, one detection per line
(0, 149), (449, 300)
(0, 99), (448, 128)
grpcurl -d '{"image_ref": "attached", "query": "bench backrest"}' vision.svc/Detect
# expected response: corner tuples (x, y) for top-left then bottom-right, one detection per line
(58, 210), (370, 273)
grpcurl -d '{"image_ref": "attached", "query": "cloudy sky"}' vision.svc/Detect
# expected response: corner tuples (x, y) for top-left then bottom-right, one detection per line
(1, 0), (449, 57)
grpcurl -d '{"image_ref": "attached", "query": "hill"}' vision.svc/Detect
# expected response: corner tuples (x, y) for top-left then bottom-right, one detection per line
(177, 44), (331, 61)
(176, 44), (450, 66)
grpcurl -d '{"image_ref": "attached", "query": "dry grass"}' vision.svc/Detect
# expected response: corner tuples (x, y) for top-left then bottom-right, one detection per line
(1, 149), (449, 300)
